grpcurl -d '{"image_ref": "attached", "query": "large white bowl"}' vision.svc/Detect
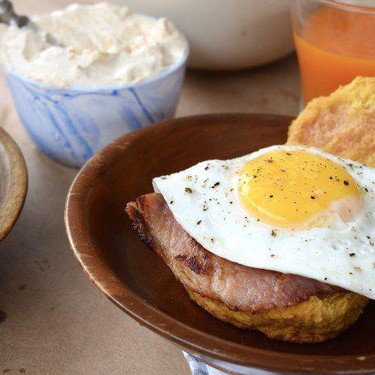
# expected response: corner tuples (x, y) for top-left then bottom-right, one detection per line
(112, 0), (294, 70)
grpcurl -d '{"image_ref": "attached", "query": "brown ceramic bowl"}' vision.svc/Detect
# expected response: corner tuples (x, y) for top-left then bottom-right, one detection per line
(65, 114), (375, 374)
(0, 127), (27, 243)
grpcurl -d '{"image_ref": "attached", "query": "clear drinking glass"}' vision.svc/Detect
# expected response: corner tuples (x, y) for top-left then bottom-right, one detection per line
(291, 0), (375, 106)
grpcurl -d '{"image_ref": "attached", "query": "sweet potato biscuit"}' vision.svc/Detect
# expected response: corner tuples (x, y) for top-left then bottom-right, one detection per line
(288, 77), (375, 167)
(127, 193), (369, 343)
(187, 288), (367, 343)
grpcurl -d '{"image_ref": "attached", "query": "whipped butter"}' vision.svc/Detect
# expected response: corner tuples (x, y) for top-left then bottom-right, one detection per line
(0, 3), (187, 88)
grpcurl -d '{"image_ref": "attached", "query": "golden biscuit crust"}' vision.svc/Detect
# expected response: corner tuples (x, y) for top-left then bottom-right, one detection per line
(187, 288), (368, 343)
(287, 77), (375, 167)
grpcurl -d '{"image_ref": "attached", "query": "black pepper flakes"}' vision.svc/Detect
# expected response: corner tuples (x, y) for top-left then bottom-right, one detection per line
(170, 200), (174, 204)
(197, 220), (202, 225)
(343, 180), (349, 186)
(211, 182), (220, 188)
(185, 187), (193, 194)
(349, 253), (356, 257)
(271, 229), (277, 237)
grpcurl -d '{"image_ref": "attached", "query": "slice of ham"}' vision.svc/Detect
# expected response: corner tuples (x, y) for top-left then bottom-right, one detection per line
(126, 193), (343, 312)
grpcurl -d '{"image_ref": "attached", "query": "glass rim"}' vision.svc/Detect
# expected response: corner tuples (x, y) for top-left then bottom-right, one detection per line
(312, 0), (375, 14)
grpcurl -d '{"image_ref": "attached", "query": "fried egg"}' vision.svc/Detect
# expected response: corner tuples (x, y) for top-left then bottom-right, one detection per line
(153, 145), (375, 299)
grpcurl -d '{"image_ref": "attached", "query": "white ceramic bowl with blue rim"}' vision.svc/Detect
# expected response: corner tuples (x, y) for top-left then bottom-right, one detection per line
(4, 38), (189, 168)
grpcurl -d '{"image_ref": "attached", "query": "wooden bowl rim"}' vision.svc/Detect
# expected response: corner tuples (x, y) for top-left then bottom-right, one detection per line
(65, 113), (375, 373)
(0, 127), (28, 243)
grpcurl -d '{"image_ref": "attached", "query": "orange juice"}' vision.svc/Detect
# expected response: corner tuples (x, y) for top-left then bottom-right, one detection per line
(295, 6), (375, 104)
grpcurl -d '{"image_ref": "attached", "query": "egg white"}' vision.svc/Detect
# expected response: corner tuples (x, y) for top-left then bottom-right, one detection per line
(153, 145), (375, 299)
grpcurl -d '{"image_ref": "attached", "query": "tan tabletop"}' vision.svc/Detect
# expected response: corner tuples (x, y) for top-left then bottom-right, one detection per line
(0, 1), (300, 373)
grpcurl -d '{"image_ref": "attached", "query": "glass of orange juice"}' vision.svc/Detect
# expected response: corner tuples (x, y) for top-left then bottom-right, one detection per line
(291, 0), (375, 105)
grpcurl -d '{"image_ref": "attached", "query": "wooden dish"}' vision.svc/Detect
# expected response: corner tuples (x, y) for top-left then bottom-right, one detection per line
(65, 114), (375, 374)
(0, 127), (27, 243)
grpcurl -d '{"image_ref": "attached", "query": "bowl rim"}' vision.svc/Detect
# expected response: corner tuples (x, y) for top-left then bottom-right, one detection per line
(64, 113), (375, 373)
(312, 0), (375, 14)
(0, 127), (28, 243)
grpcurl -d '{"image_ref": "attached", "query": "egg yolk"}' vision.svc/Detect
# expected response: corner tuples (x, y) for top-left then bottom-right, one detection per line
(238, 150), (361, 228)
